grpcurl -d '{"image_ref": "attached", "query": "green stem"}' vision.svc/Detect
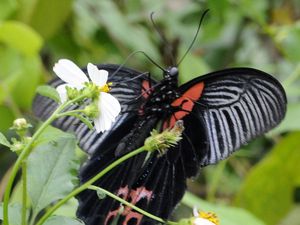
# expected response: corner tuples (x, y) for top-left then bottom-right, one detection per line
(21, 161), (27, 225)
(2, 95), (85, 225)
(56, 109), (86, 117)
(89, 185), (167, 224)
(36, 146), (146, 225)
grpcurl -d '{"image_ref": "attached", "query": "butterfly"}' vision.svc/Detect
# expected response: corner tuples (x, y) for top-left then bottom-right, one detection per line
(33, 62), (287, 225)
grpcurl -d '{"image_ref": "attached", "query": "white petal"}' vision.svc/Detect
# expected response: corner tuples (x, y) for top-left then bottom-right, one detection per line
(194, 218), (215, 225)
(87, 63), (108, 87)
(56, 84), (69, 103)
(53, 59), (89, 85)
(94, 92), (121, 133)
(193, 207), (199, 217)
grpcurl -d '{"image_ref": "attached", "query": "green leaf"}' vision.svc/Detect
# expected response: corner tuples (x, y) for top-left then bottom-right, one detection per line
(27, 128), (79, 215)
(43, 216), (84, 225)
(178, 48), (210, 85)
(0, 46), (43, 110)
(17, 0), (73, 39)
(0, 0), (18, 20)
(0, 106), (14, 133)
(0, 202), (22, 225)
(268, 103), (300, 135)
(53, 197), (78, 217)
(181, 192), (265, 225)
(235, 132), (300, 225)
(0, 132), (11, 147)
(36, 85), (60, 103)
(238, 0), (268, 25)
(75, 0), (159, 60)
(277, 24), (300, 63)
(0, 21), (43, 56)
(280, 205), (300, 225)
(11, 56), (43, 110)
(66, 112), (93, 130)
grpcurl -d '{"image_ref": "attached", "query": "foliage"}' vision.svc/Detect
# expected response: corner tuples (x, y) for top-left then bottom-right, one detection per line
(1, 0), (300, 225)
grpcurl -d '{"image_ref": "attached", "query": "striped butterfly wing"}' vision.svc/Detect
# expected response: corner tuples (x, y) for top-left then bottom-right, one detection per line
(33, 64), (155, 154)
(77, 120), (188, 225)
(175, 68), (286, 166)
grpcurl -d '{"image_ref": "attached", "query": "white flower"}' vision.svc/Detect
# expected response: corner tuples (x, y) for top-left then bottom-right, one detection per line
(53, 59), (121, 133)
(194, 218), (216, 225)
(193, 208), (218, 225)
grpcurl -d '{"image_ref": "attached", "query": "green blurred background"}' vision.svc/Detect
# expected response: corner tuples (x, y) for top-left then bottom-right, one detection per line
(1, 0), (300, 224)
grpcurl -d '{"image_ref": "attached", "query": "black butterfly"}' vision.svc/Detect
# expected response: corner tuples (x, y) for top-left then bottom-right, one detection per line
(33, 63), (286, 225)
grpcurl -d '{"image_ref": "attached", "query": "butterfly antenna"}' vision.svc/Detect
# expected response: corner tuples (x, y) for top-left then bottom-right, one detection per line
(110, 50), (165, 79)
(177, 9), (210, 66)
(150, 12), (176, 65)
(138, 50), (166, 72)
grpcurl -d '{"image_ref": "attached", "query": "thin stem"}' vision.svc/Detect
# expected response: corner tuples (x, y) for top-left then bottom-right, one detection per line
(36, 146), (146, 225)
(2, 95), (85, 225)
(21, 161), (27, 225)
(56, 109), (86, 117)
(89, 185), (166, 224)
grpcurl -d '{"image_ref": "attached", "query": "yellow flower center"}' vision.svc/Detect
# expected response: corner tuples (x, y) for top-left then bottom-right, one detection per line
(199, 212), (219, 225)
(98, 82), (112, 93)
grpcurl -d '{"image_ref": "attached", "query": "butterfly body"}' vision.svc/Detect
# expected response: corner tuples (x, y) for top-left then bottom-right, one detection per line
(33, 64), (286, 225)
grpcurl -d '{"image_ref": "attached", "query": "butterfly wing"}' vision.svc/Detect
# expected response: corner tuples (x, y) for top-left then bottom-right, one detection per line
(33, 64), (155, 154)
(166, 67), (287, 169)
(33, 66), (287, 225)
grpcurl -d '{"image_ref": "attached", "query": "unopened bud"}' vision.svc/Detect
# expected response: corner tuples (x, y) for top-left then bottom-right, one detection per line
(11, 118), (31, 132)
(84, 103), (99, 118)
(144, 120), (184, 156)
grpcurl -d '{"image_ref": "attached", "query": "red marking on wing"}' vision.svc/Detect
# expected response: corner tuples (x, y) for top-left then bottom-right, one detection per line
(164, 82), (204, 129)
(141, 80), (151, 99)
(105, 186), (153, 225)
(139, 80), (152, 115)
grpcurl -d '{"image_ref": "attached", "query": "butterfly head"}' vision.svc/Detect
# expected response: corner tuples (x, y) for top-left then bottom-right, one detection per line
(164, 66), (179, 81)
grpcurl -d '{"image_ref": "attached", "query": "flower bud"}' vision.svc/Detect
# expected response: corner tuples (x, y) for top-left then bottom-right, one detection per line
(84, 103), (99, 118)
(11, 118), (32, 133)
(144, 120), (184, 156)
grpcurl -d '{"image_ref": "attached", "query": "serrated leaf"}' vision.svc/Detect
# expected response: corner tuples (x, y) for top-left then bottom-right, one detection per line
(36, 85), (60, 103)
(181, 192), (265, 225)
(235, 132), (300, 225)
(27, 128), (79, 215)
(0, 21), (43, 56)
(0, 203), (22, 225)
(43, 216), (84, 225)
(0, 132), (11, 147)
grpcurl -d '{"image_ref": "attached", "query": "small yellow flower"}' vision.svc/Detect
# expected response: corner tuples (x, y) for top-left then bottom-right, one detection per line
(193, 208), (219, 225)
